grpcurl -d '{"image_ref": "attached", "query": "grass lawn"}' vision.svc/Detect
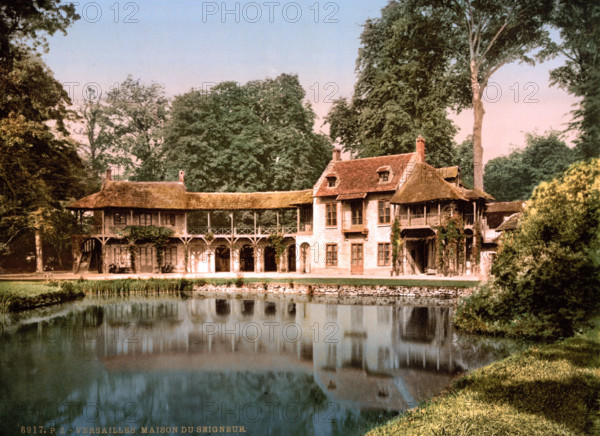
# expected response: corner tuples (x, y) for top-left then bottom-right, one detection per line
(0, 281), (84, 312)
(367, 317), (600, 435)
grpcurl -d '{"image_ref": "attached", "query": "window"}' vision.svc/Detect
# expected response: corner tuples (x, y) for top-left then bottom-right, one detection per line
(139, 213), (152, 226)
(163, 213), (176, 226)
(326, 244), (338, 266)
(164, 246), (177, 265)
(379, 171), (390, 182)
(326, 203), (337, 227)
(378, 200), (391, 224)
(326, 176), (337, 188)
(351, 201), (363, 225)
(378, 243), (391, 266)
(113, 247), (131, 266)
(114, 212), (127, 226)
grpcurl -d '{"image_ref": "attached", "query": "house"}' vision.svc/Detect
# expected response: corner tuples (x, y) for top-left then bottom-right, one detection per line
(68, 137), (494, 277)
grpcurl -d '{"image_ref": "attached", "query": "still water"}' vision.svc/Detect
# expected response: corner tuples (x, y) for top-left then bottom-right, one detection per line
(0, 294), (519, 435)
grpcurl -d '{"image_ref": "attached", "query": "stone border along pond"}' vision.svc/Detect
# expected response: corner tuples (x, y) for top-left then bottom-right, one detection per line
(192, 282), (475, 303)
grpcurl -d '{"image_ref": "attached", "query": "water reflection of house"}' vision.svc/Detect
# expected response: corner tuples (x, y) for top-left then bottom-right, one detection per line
(88, 298), (479, 411)
(69, 137), (504, 277)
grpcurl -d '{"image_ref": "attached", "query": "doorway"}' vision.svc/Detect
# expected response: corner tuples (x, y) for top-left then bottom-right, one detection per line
(351, 243), (364, 275)
(215, 245), (231, 272)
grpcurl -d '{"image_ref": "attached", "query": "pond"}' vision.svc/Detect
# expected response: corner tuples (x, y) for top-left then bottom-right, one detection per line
(0, 293), (521, 435)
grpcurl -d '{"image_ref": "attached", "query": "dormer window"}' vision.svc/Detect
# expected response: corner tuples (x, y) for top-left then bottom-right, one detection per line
(377, 166), (392, 183)
(326, 176), (337, 188)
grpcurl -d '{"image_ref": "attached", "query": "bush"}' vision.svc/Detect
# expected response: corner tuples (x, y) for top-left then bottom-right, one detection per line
(456, 158), (600, 338)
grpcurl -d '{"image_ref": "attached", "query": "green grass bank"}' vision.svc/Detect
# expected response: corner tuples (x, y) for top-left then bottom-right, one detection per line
(0, 281), (84, 312)
(367, 317), (600, 436)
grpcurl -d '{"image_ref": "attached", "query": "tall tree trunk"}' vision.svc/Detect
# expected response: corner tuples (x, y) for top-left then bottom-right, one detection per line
(471, 62), (485, 191)
(35, 229), (43, 273)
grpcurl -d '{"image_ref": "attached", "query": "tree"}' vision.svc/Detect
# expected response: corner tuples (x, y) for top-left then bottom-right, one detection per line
(0, 52), (86, 270)
(0, 0), (78, 66)
(484, 131), (576, 201)
(75, 87), (112, 180)
(100, 76), (170, 181)
(163, 74), (331, 192)
(419, 0), (553, 190)
(453, 137), (474, 188)
(325, 1), (459, 167)
(544, 0), (600, 159)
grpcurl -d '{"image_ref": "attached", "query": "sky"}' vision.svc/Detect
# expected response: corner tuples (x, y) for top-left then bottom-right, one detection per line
(44, 0), (578, 163)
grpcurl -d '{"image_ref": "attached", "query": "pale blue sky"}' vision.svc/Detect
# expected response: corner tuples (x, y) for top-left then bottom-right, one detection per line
(45, 0), (577, 162)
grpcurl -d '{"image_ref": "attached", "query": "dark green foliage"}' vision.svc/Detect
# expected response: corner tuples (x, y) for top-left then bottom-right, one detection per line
(457, 158), (600, 338)
(390, 217), (402, 274)
(0, 0), (79, 67)
(483, 132), (577, 201)
(163, 74), (331, 192)
(543, 0), (600, 159)
(326, 1), (458, 166)
(453, 138), (474, 189)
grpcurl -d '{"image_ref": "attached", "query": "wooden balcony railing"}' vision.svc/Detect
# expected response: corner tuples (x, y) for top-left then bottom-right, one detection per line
(342, 218), (368, 234)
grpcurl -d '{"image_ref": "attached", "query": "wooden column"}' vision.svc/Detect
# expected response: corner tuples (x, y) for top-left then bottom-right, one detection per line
(297, 208), (300, 233)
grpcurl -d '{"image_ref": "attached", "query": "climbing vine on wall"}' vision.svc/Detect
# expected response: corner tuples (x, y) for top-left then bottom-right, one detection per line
(267, 232), (286, 268)
(119, 226), (174, 272)
(390, 217), (403, 275)
(472, 220), (482, 273)
(435, 213), (466, 276)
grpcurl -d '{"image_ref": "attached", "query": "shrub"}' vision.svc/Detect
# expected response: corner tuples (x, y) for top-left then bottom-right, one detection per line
(456, 158), (600, 338)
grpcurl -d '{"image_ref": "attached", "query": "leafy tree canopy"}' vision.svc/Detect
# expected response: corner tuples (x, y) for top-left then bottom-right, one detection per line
(163, 74), (331, 192)
(453, 137), (474, 189)
(325, 0), (459, 167)
(414, 0), (553, 190)
(0, 0), (78, 66)
(483, 131), (577, 201)
(542, 0), (600, 159)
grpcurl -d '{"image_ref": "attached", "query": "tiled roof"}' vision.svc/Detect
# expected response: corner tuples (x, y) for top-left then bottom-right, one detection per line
(68, 181), (313, 210)
(390, 163), (469, 204)
(314, 153), (415, 197)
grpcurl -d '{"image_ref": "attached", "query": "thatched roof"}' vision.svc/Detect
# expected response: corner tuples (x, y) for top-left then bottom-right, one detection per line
(69, 181), (189, 210)
(436, 166), (460, 180)
(186, 190), (313, 210)
(460, 187), (495, 201)
(496, 212), (521, 231)
(69, 181), (313, 211)
(390, 163), (468, 204)
(486, 201), (525, 214)
(315, 153), (414, 197)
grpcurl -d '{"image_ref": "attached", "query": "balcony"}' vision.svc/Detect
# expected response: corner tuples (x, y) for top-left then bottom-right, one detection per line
(399, 214), (441, 228)
(399, 212), (475, 228)
(342, 218), (368, 235)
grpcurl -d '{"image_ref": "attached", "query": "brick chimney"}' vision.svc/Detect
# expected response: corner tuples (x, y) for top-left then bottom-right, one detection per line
(416, 135), (425, 163)
(332, 147), (341, 161)
(105, 169), (112, 181)
(178, 170), (185, 184)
